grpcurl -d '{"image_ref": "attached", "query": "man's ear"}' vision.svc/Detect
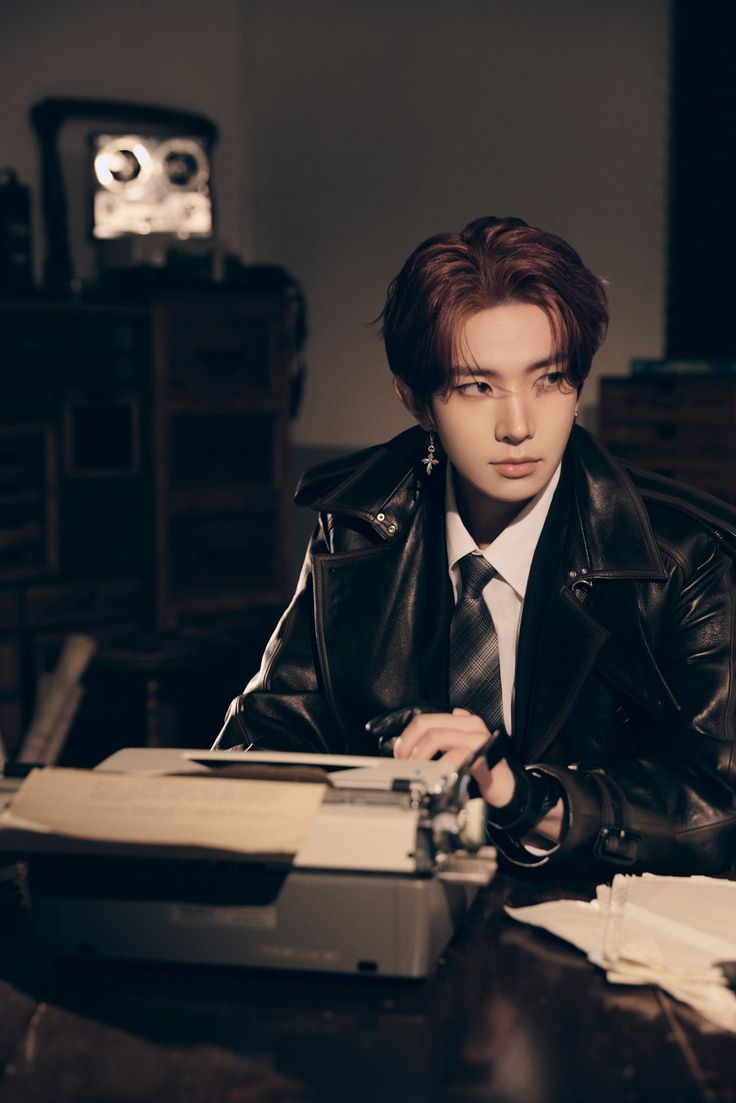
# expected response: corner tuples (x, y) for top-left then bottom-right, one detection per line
(392, 377), (433, 430)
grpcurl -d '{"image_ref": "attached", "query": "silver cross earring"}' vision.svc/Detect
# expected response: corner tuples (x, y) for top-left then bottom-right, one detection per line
(421, 429), (439, 474)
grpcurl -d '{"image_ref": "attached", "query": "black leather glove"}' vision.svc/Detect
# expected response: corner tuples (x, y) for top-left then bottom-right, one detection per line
(365, 702), (511, 769)
(365, 701), (454, 756)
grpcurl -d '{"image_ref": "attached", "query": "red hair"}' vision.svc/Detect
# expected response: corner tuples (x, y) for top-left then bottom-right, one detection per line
(380, 216), (609, 402)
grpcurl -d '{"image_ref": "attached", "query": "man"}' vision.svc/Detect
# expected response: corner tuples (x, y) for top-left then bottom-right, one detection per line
(215, 216), (736, 876)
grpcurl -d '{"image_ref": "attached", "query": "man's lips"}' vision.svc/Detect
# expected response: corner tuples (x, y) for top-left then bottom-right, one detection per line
(491, 458), (541, 478)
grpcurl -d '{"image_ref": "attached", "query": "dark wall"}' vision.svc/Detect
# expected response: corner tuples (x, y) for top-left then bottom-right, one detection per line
(667, 0), (736, 357)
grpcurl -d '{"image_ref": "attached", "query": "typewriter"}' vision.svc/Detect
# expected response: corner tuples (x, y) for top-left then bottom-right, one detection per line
(0, 748), (497, 978)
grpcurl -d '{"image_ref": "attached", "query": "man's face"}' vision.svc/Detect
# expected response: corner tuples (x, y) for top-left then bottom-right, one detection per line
(430, 302), (578, 538)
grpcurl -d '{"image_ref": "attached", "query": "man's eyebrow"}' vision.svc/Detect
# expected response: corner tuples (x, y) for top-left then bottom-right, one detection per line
(452, 356), (560, 376)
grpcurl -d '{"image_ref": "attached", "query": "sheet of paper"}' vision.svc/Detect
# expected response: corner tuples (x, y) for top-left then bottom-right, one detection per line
(506, 874), (736, 1033)
(600, 900), (736, 974)
(608, 873), (736, 946)
(188, 749), (453, 789)
(505, 899), (605, 958)
(508, 878), (736, 975)
(2, 767), (326, 856)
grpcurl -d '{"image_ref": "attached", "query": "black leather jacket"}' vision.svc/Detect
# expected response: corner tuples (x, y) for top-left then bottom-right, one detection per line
(215, 425), (736, 876)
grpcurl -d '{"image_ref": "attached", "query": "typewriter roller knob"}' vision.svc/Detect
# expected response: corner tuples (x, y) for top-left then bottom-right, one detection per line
(458, 797), (487, 851)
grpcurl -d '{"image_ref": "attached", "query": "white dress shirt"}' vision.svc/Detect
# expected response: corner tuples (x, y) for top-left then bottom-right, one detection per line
(445, 462), (562, 736)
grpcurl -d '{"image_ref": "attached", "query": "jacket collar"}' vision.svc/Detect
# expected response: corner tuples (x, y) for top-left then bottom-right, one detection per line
(297, 426), (441, 541)
(566, 427), (666, 580)
(301, 424), (667, 580)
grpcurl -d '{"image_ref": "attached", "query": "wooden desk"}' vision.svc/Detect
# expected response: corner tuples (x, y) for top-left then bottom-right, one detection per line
(1, 872), (734, 1103)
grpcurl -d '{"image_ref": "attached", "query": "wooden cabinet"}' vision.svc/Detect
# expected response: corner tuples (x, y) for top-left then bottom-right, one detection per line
(151, 294), (292, 627)
(598, 375), (736, 504)
(0, 291), (295, 755)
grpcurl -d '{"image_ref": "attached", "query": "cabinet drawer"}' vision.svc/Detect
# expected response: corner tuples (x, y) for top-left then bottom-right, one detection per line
(169, 413), (275, 491)
(0, 350), (144, 388)
(163, 302), (287, 399)
(25, 577), (143, 628)
(600, 423), (736, 466)
(600, 377), (736, 425)
(1, 308), (143, 353)
(168, 512), (279, 603)
(0, 310), (147, 387)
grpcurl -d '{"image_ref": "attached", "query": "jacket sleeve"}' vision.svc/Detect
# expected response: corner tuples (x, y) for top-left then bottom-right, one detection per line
(498, 535), (736, 876)
(212, 517), (348, 754)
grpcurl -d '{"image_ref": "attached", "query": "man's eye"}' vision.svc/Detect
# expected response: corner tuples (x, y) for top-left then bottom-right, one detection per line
(537, 371), (565, 389)
(457, 381), (492, 396)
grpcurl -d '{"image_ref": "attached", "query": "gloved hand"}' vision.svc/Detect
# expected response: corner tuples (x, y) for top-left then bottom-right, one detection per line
(365, 701), (454, 756)
(365, 701), (511, 770)
(365, 702), (562, 838)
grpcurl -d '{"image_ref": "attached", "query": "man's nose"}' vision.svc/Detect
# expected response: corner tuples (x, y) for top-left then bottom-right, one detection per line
(495, 393), (533, 443)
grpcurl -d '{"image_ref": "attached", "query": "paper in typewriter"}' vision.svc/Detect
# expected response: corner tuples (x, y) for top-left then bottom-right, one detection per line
(2, 767), (326, 858)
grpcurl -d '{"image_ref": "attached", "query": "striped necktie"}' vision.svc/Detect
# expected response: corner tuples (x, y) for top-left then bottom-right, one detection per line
(448, 552), (505, 732)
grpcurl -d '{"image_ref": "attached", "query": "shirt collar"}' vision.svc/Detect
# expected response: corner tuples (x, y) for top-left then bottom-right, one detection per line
(445, 462), (562, 599)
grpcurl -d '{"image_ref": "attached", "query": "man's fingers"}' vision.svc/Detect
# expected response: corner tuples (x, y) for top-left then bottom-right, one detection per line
(394, 711), (488, 758)
(395, 723), (489, 762)
(438, 747), (491, 772)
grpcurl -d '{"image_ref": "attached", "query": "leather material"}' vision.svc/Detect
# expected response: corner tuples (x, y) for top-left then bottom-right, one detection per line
(215, 425), (736, 876)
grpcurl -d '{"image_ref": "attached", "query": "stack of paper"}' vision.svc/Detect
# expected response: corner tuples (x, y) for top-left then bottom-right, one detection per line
(506, 873), (736, 1032)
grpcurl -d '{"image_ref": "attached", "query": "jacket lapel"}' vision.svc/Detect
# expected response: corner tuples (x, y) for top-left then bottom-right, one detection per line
(513, 457), (605, 759)
(515, 431), (669, 761)
(517, 584), (610, 761)
(312, 458), (452, 752)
